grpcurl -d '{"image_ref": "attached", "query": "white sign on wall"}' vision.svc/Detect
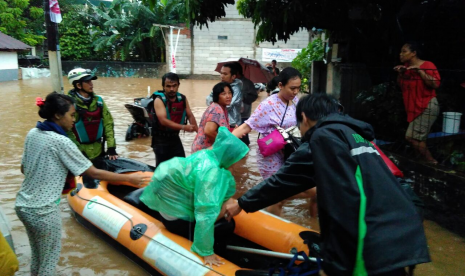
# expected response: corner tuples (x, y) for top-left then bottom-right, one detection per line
(262, 48), (302, 62)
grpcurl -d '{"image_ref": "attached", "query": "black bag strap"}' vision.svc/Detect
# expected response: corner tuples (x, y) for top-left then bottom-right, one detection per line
(280, 101), (289, 127)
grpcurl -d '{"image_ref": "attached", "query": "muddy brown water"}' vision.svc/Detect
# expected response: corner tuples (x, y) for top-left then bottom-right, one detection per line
(1, 77), (464, 275)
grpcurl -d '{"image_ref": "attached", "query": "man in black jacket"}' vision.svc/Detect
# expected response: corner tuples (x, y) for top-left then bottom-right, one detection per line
(225, 93), (430, 276)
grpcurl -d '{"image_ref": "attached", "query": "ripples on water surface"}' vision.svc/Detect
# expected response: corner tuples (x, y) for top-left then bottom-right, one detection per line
(0, 77), (464, 275)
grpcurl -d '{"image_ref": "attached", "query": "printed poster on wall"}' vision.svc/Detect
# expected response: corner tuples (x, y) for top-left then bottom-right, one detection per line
(262, 48), (302, 62)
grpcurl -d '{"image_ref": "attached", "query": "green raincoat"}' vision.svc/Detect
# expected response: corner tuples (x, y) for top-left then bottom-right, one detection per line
(140, 127), (249, 256)
(67, 90), (116, 160)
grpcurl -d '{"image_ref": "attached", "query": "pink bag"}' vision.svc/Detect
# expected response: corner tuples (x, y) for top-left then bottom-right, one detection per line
(257, 102), (289, 157)
(257, 128), (287, 157)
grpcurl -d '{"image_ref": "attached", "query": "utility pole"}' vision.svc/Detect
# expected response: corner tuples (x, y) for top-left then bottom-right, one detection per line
(44, 0), (64, 94)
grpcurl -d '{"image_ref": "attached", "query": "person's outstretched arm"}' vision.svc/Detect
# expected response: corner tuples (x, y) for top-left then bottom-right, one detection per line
(102, 101), (118, 160)
(83, 166), (148, 186)
(185, 99), (198, 132)
(226, 144), (316, 219)
(232, 123), (252, 139)
(154, 98), (196, 132)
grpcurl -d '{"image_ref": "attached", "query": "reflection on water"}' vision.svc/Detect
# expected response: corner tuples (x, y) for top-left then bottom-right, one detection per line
(1, 77), (464, 275)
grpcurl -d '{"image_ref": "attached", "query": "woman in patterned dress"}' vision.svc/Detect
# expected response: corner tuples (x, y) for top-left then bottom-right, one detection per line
(15, 92), (146, 276)
(192, 82), (232, 153)
(232, 67), (306, 216)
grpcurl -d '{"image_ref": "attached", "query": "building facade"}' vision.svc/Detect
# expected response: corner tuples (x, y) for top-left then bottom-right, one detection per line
(0, 32), (32, 82)
(166, 3), (310, 75)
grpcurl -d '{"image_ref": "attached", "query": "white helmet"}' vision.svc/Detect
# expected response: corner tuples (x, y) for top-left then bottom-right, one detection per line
(68, 68), (97, 85)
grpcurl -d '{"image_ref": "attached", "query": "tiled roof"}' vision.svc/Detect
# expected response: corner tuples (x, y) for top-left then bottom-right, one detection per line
(0, 31), (32, 51)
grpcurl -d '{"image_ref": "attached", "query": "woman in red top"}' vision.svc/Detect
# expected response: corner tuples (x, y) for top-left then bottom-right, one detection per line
(394, 42), (440, 165)
(191, 82), (232, 153)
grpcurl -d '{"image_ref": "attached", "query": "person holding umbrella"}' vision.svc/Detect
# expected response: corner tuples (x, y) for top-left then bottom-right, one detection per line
(233, 62), (258, 146)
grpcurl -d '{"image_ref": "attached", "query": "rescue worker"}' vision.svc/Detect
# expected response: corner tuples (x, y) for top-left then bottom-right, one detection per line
(67, 68), (118, 167)
(226, 93), (430, 276)
(151, 72), (198, 167)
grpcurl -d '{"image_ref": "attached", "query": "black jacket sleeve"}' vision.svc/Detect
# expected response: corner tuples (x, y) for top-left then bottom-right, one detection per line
(310, 133), (360, 275)
(238, 143), (316, 213)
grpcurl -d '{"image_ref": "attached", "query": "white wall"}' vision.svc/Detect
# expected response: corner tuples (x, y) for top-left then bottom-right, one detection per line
(166, 2), (310, 75)
(193, 21), (255, 74)
(0, 52), (18, 70)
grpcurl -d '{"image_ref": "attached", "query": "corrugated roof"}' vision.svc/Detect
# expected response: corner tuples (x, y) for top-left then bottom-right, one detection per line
(0, 31), (32, 51)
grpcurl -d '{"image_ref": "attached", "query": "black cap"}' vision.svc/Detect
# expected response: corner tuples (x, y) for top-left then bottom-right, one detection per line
(81, 75), (98, 81)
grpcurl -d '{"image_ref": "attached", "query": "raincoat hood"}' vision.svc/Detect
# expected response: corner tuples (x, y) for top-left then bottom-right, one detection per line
(303, 113), (375, 142)
(212, 126), (249, 168)
(140, 126), (247, 257)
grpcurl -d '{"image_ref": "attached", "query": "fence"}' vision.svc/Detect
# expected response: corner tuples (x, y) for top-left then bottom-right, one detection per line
(338, 64), (465, 170)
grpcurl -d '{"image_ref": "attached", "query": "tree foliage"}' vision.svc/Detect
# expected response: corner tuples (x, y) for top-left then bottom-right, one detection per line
(291, 38), (324, 92)
(234, 0), (465, 68)
(236, 0), (465, 47)
(0, 0), (45, 46)
(236, 0), (407, 44)
(89, 0), (186, 62)
(59, 10), (94, 61)
(87, 0), (235, 62)
(142, 0), (234, 27)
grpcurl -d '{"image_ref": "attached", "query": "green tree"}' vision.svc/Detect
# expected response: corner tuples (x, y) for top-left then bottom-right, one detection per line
(142, 0), (233, 27)
(91, 0), (186, 62)
(0, 0), (45, 46)
(291, 37), (324, 92)
(59, 10), (93, 60)
(235, 0), (407, 44)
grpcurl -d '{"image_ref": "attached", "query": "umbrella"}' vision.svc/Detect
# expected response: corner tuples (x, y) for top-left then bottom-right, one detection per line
(214, 57), (274, 83)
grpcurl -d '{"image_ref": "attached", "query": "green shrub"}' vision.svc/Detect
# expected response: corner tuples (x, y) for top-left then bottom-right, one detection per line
(291, 37), (324, 92)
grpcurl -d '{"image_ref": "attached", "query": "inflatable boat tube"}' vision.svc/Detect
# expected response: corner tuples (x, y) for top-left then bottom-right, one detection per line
(67, 172), (320, 276)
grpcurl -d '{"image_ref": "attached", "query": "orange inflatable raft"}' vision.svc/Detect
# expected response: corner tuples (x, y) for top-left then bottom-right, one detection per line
(67, 172), (320, 276)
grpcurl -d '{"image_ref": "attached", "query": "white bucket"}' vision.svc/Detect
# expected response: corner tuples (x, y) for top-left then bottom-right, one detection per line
(442, 112), (462, 134)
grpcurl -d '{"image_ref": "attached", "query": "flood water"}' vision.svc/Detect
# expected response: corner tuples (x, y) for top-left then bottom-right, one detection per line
(1, 77), (464, 275)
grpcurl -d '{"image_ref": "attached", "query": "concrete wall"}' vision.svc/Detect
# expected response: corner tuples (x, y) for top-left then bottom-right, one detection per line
(192, 3), (255, 75)
(165, 2), (310, 76)
(0, 51), (19, 82)
(61, 61), (167, 79)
